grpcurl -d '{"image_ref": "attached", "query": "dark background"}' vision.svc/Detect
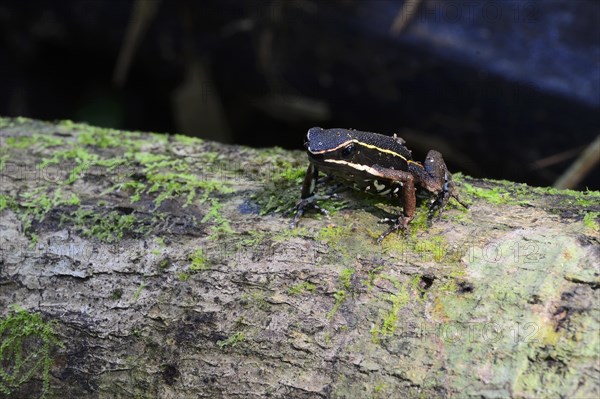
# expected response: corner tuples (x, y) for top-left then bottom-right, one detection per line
(1, 0), (598, 189)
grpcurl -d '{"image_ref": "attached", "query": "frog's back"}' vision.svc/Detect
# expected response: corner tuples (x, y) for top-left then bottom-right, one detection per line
(307, 127), (413, 161)
(348, 129), (413, 161)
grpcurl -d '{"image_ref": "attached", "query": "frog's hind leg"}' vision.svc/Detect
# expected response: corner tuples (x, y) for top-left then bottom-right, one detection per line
(369, 166), (417, 243)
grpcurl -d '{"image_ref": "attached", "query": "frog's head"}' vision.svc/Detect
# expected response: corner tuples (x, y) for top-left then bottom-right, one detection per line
(419, 151), (467, 211)
(304, 127), (359, 168)
(305, 127), (353, 154)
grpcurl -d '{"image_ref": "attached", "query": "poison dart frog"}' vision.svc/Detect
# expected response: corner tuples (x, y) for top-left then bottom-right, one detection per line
(292, 127), (466, 242)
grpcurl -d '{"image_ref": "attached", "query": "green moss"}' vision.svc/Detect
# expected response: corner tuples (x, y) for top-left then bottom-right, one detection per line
(339, 267), (354, 290)
(13, 184), (160, 244)
(17, 187), (79, 235)
(251, 156), (309, 216)
(57, 119), (75, 128)
(0, 195), (16, 212)
(327, 268), (355, 319)
(189, 248), (209, 271)
(5, 134), (63, 149)
(374, 381), (386, 393)
(409, 275), (428, 300)
(65, 193), (80, 206)
(92, 137), (233, 210)
(316, 225), (347, 247)
(288, 281), (317, 295)
(114, 181), (144, 203)
(59, 121), (144, 150)
(39, 147), (99, 184)
(273, 164), (306, 182)
(247, 291), (270, 311)
(111, 289), (123, 300)
(380, 219), (459, 266)
(77, 129), (112, 147)
(132, 152), (171, 166)
(19, 188), (53, 221)
(237, 230), (267, 247)
(0, 306), (63, 398)
(173, 133), (203, 145)
(370, 282), (410, 343)
(0, 116), (10, 128)
(217, 332), (245, 349)
(272, 225), (310, 242)
(371, 292), (410, 343)
(69, 209), (138, 243)
(428, 233), (599, 397)
(149, 173), (228, 208)
(78, 126), (126, 148)
(364, 264), (386, 290)
(327, 290), (348, 320)
(94, 156), (127, 169)
(582, 211), (599, 232)
(533, 185), (600, 207)
(157, 258), (170, 269)
(462, 182), (512, 204)
(413, 234), (448, 262)
(253, 169), (302, 215)
(202, 199), (235, 239)
(133, 283), (145, 301)
(573, 194), (600, 207)
(4, 119), (238, 245)
(463, 179), (600, 209)
(437, 268), (467, 293)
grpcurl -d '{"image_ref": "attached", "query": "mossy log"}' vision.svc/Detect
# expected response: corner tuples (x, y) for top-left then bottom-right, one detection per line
(0, 117), (598, 399)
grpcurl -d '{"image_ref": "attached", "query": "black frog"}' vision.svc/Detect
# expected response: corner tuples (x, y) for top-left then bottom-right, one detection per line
(292, 127), (465, 242)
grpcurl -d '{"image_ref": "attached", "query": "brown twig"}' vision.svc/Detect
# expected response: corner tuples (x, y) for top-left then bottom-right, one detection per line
(390, 0), (424, 35)
(113, 0), (161, 88)
(530, 145), (586, 170)
(553, 135), (600, 189)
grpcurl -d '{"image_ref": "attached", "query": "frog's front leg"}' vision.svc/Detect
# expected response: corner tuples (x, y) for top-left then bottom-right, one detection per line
(371, 165), (417, 243)
(291, 164), (332, 227)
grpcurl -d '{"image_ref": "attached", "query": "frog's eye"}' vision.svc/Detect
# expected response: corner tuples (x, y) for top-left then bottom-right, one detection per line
(342, 144), (355, 158)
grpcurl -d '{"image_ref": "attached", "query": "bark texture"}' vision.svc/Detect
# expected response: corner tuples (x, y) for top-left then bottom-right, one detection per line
(0, 117), (599, 398)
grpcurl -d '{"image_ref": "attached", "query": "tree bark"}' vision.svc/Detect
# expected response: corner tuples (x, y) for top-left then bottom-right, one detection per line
(0, 117), (598, 398)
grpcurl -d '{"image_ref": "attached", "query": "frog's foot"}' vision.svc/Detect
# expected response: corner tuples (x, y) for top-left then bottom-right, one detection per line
(428, 181), (469, 222)
(452, 192), (469, 209)
(427, 189), (450, 221)
(327, 182), (352, 197)
(377, 215), (411, 244)
(290, 195), (331, 228)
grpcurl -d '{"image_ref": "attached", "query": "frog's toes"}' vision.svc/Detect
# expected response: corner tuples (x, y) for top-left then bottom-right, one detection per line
(377, 216), (411, 243)
(290, 196), (330, 227)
